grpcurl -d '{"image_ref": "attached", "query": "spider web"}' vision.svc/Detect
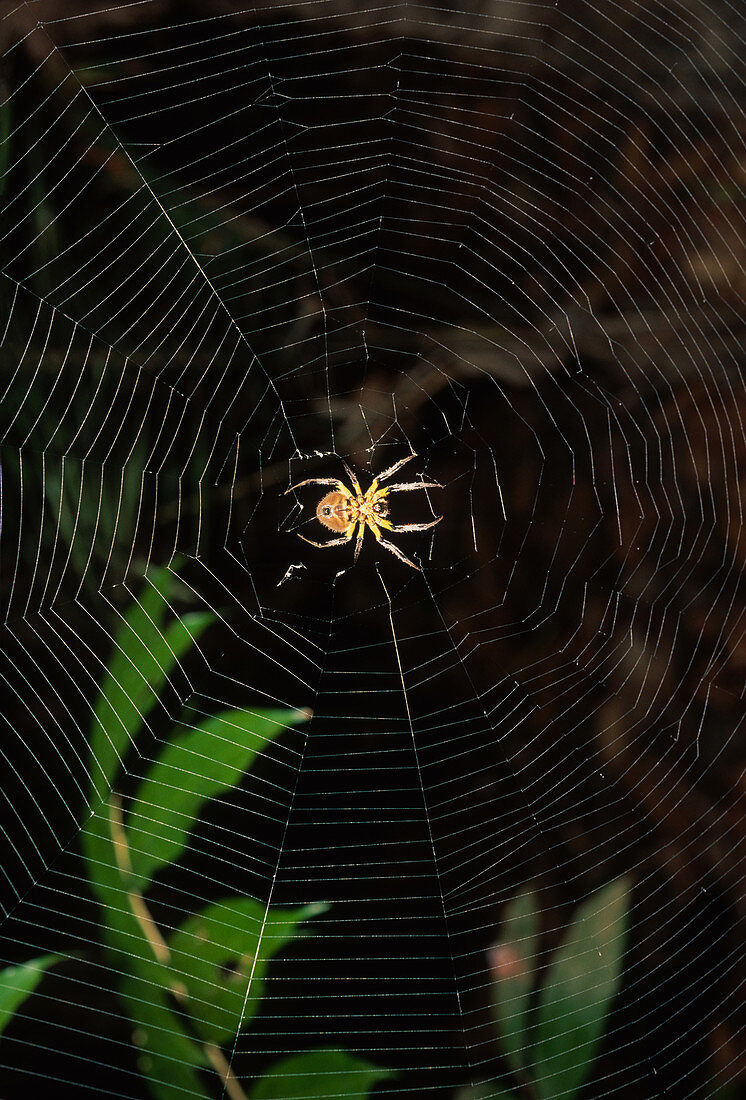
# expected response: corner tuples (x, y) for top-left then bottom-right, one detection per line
(1, 1), (745, 1097)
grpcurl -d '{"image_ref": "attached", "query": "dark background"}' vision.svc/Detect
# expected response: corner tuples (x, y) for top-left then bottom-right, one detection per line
(1, 1), (745, 1097)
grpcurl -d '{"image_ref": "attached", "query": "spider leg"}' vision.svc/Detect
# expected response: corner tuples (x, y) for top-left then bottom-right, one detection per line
(385, 481), (442, 492)
(375, 452), (418, 484)
(284, 477), (353, 497)
(369, 480), (440, 506)
(368, 520), (421, 571)
(298, 525), (355, 549)
(378, 536), (421, 571)
(340, 459), (363, 498)
(378, 516), (442, 533)
(353, 520), (366, 563)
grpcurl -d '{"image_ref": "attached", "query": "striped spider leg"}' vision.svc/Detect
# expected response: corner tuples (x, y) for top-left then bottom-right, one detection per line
(367, 459), (444, 572)
(366, 453), (443, 570)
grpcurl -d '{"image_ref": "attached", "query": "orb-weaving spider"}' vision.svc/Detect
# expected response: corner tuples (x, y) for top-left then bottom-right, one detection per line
(284, 453), (442, 570)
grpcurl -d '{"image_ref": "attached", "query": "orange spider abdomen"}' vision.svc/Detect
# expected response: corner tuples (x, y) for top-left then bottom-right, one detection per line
(316, 491), (353, 533)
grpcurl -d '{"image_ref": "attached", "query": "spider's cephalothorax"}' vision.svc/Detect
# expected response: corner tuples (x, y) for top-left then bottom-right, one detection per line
(285, 454), (441, 570)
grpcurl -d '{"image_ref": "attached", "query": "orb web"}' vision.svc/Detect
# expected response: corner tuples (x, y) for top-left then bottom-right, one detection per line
(1, 2), (745, 1098)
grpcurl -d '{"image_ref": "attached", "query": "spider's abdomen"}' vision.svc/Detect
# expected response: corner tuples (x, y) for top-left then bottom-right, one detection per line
(317, 491), (354, 532)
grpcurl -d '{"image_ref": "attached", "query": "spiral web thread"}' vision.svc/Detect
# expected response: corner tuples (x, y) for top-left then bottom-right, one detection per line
(1, 2), (745, 1097)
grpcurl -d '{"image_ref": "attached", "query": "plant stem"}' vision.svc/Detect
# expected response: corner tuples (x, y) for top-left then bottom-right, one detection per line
(108, 797), (250, 1100)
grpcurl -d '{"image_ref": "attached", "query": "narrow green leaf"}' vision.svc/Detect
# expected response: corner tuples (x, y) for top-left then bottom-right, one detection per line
(250, 1050), (393, 1100)
(490, 888), (539, 1074)
(90, 565), (172, 795)
(0, 955), (58, 1037)
(126, 707), (308, 889)
(168, 896), (326, 1044)
(532, 878), (631, 1100)
(89, 565), (212, 804)
(81, 574), (218, 1100)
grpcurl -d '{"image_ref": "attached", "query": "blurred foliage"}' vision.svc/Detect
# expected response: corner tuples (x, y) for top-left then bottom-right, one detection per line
(0, 84), (214, 609)
(460, 879), (630, 1100)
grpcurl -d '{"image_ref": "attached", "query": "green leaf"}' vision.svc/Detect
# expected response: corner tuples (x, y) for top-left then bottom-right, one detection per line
(126, 706), (309, 889)
(0, 955), (58, 1037)
(80, 808), (210, 1100)
(250, 1050), (393, 1100)
(80, 573), (227, 1100)
(490, 888), (539, 1074)
(119, 973), (211, 1100)
(168, 896), (326, 1044)
(88, 565), (212, 805)
(532, 878), (631, 1100)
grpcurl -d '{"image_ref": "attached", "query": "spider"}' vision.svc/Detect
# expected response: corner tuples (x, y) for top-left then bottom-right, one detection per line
(284, 453), (442, 570)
